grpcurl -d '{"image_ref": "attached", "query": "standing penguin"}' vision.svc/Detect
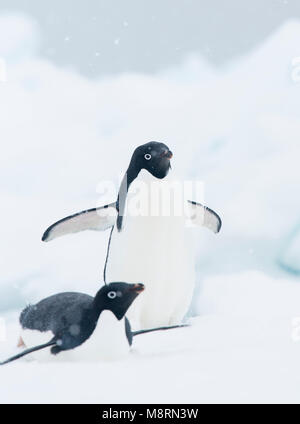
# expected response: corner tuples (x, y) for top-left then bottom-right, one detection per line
(42, 142), (222, 330)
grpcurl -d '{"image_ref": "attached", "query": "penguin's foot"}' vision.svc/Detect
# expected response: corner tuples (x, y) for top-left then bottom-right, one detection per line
(50, 345), (61, 355)
(17, 336), (26, 349)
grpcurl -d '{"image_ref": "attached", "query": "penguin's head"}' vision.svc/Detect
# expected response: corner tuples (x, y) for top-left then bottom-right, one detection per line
(117, 142), (173, 231)
(130, 141), (173, 180)
(95, 282), (145, 320)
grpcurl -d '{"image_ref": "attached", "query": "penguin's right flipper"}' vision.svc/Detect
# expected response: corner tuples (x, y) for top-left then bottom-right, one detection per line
(0, 340), (56, 366)
(42, 202), (117, 242)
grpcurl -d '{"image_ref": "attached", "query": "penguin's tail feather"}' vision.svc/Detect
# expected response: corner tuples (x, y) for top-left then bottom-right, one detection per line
(133, 324), (189, 337)
(0, 340), (56, 366)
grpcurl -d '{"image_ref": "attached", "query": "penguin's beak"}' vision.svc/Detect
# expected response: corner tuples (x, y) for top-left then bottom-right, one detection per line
(130, 283), (145, 293)
(160, 149), (173, 159)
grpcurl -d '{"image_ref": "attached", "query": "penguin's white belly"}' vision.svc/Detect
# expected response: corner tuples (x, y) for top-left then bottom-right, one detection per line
(21, 312), (129, 362)
(106, 173), (195, 330)
(66, 312), (130, 362)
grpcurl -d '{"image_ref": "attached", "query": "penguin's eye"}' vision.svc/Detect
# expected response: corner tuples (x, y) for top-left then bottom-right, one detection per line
(107, 291), (117, 299)
(144, 153), (152, 161)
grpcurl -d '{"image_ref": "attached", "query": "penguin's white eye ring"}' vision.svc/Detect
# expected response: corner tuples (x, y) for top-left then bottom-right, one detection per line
(144, 153), (152, 161)
(107, 291), (117, 299)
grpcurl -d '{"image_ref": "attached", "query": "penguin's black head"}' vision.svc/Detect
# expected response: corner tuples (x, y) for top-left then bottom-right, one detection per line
(130, 141), (173, 180)
(116, 142), (173, 231)
(95, 282), (145, 320)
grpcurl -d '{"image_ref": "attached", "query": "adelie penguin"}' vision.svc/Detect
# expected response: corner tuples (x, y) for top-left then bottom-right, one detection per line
(42, 142), (222, 330)
(0, 282), (185, 365)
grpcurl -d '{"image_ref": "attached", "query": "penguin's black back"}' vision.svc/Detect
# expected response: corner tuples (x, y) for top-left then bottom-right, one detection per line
(20, 292), (93, 333)
(20, 292), (97, 351)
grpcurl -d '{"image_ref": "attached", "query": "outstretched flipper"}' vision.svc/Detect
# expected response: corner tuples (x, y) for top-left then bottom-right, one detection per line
(187, 200), (222, 234)
(132, 324), (189, 337)
(42, 203), (117, 242)
(0, 340), (56, 366)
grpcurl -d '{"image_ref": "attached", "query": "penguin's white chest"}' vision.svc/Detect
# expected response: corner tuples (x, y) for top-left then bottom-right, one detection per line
(69, 311), (130, 361)
(21, 311), (130, 362)
(106, 171), (195, 330)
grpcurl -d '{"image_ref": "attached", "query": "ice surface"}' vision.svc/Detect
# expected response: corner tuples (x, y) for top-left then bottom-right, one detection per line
(279, 225), (300, 274)
(1, 271), (300, 403)
(0, 13), (300, 403)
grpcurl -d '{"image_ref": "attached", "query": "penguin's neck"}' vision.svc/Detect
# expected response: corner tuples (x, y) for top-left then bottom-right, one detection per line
(133, 169), (173, 183)
(116, 165), (141, 231)
(90, 294), (110, 322)
(117, 168), (174, 230)
(91, 291), (126, 323)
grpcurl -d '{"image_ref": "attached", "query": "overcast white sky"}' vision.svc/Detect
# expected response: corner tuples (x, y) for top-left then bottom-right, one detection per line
(0, 0), (299, 77)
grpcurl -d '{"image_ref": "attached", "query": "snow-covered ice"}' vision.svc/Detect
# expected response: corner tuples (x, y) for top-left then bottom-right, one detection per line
(0, 13), (300, 403)
(2, 271), (300, 404)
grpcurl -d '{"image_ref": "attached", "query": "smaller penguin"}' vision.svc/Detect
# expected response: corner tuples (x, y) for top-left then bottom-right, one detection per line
(1, 283), (186, 365)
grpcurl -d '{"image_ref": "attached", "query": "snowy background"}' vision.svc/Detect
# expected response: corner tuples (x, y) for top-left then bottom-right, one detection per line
(0, 1), (300, 404)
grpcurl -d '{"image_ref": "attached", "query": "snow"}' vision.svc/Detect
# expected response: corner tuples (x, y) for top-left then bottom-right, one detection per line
(2, 271), (300, 403)
(0, 13), (39, 62)
(0, 12), (300, 403)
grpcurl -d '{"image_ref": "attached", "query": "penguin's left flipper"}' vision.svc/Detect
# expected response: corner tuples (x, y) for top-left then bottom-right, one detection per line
(125, 317), (133, 346)
(0, 340), (56, 366)
(187, 200), (222, 234)
(132, 324), (190, 337)
(42, 202), (117, 242)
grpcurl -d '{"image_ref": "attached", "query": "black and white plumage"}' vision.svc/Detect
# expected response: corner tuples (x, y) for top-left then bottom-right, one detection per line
(42, 203), (117, 243)
(1, 283), (187, 365)
(19, 289), (136, 352)
(187, 201), (222, 234)
(1, 283), (144, 365)
(41, 142), (222, 331)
